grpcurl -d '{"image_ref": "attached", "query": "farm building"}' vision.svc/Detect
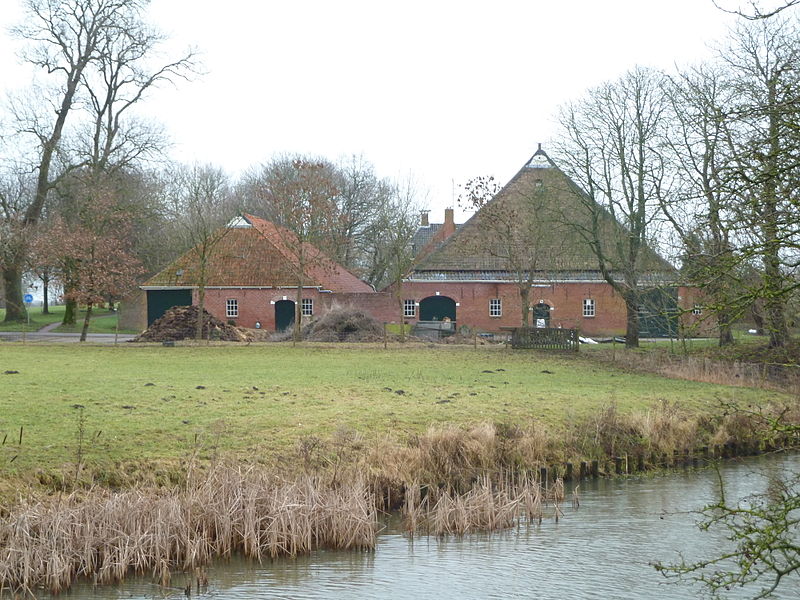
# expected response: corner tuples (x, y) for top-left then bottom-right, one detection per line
(392, 147), (705, 338)
(137, 148), (708, 338)
(141, 214), (396, 330)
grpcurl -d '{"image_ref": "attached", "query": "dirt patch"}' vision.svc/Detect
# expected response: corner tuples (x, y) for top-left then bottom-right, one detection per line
(133, 306), (252, 343)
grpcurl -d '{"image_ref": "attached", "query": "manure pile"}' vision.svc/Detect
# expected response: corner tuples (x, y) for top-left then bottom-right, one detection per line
(301, 306), (384, 342)
(134, 305), (251, 342)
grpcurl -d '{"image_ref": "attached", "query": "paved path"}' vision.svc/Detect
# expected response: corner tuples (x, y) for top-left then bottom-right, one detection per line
(0, 331), (135, 344)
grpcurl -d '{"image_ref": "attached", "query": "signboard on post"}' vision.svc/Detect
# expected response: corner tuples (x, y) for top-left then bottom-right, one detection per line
(23, 294), (33, 304)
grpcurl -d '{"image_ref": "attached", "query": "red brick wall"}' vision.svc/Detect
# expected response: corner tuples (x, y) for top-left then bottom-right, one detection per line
(196, 288), (399, 331)
(678, 285), (718, 337)
(186, 283), (712, 339)
(388, 281), (629, 336)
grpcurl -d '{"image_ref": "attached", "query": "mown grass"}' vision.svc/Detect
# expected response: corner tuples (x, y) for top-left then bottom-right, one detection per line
(0, 305), (138, 334)
(0, 343), (785, 483)
(0, 306), (66, 331)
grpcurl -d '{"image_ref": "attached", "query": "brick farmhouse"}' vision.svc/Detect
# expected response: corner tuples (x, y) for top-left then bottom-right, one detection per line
(138, 148), (708, 338)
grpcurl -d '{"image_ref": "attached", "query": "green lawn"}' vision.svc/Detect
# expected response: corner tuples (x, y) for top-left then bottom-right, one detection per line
(0, 305), (67, 331)
(0, 305), (138, 334)
(0, 344), (784, 480)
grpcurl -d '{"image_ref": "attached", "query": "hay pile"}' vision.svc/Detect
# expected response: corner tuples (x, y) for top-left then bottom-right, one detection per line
(302, 306), (384, 342)
(134, 305), (251, 342)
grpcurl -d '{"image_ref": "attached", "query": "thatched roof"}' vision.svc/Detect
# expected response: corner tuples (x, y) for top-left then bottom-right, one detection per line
(408, 148), (675, 282)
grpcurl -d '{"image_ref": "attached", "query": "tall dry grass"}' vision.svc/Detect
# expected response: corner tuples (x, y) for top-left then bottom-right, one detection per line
(0, 465), (376, 595)
(402, 474), (569, 536)
(596, 350), (800, 394)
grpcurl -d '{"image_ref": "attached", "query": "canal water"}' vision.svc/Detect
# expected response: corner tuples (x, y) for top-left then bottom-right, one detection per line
(43, 453), (800, 599)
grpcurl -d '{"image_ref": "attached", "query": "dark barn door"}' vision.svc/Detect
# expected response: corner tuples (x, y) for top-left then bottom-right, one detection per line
(419, 296), (457, 321)
(638, 287), (679, 338)
(146, 289), (192, 326)
(275, 300), (295, 331)
(533, 303), (551, 328)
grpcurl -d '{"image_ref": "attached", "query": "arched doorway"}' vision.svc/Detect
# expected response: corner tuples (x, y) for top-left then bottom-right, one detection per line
(533, 302), (551, 328)
(274, 300), (295, 331)
(419, 295), (457, 322)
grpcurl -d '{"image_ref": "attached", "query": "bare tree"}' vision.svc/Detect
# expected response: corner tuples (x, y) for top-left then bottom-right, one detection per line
(250, 157), (342, 343)
(661, 65), (743, 346)
(720, 18), (800, 348)
(362, 178), (423, 340)
(554, 67), (670, 348)
(164, 163), (237, 341)
(713, 0), (800, 19)
(2, 0), (194, 324)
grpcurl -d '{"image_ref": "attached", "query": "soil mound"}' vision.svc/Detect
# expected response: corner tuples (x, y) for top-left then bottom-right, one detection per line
(134, 305), (251, 342)
(302, 306), (384, 342)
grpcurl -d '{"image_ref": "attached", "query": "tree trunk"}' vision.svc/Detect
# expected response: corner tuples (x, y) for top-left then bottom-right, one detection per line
(624, 292), (640, 348)
(195, 286), (206, 341)
(2, 266), (27, 323)
(519, 285), (531, 327)
(80, 301), (93, 342)
(42, 276), (50, 314)
(398, 296), (406, 343)
(717, 310), (734, 347)
(63, 298), (77, 325)
(293, 281), (303, 344)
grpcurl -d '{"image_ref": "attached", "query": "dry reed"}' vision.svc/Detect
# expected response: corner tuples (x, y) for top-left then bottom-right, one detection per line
(401, 474), (571, 536)
(0, 464), (376, 595)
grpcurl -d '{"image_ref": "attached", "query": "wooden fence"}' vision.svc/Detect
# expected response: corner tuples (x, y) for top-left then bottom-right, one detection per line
(511, 327), (579, 351)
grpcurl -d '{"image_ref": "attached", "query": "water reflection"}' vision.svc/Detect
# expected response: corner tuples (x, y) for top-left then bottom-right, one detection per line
(38, 454), (800, 599)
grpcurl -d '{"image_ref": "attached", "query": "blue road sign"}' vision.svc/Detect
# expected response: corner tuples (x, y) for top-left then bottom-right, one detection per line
(23, 294), (33, 303)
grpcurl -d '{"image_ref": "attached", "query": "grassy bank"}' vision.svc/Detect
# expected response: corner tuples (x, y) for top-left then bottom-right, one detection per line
(0, 343), (790, 489)
(0, 342), (797, 594)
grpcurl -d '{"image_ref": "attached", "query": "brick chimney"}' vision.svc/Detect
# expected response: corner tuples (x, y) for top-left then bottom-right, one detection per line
(442, 208), (456, 237)
(420, 210), (429, 226)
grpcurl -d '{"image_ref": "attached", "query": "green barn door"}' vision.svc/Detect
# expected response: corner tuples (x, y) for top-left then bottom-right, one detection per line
(533, 303), (551, 328)
(146, 289), (192, 325)
(419, 296), (457, 321)
(275, 300), (295, 331)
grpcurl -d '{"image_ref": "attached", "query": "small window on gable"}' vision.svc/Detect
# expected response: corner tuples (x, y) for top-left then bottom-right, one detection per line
(692, 304), (702, 315)
(302, 298), (313, 316)
(489, 298), (502, 318)
(226, 298), (238, 318)
(583, 298), (595, 318)
(403, 299), (416, 318)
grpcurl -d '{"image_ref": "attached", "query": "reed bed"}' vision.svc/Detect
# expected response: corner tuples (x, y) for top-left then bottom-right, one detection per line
(0, 465), (376, 595)
(402, 474), (571, 536)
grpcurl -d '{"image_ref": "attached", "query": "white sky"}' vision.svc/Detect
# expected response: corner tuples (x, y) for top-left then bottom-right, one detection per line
(0, 0), (754, 221)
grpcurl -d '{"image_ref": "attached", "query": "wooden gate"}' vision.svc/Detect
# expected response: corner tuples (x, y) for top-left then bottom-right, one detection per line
(511, 327), (579, 351)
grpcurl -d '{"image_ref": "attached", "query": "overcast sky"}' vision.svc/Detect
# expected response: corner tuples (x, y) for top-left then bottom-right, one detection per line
(0, 0), (767, 220)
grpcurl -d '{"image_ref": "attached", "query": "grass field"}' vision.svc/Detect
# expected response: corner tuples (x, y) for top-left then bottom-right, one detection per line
(0, 343), (785, 482)
(0, 305), (139, 334)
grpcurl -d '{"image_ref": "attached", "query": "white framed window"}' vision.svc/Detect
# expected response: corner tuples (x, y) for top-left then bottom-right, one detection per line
(301, 298), (313, 316)
(403, 299), (416, 318)
(489, 298), (502, 317)
(583, 298), (595, 318)
(226, 298), (238, 318)
(692, 304), (702, 315)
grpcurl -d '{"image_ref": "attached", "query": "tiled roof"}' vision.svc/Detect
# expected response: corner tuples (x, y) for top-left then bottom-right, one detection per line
(406, 270), (677, 284)
(411, 223), (464, 257)
(144, 214), (373, 293)
(411, 149), (676, 278)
